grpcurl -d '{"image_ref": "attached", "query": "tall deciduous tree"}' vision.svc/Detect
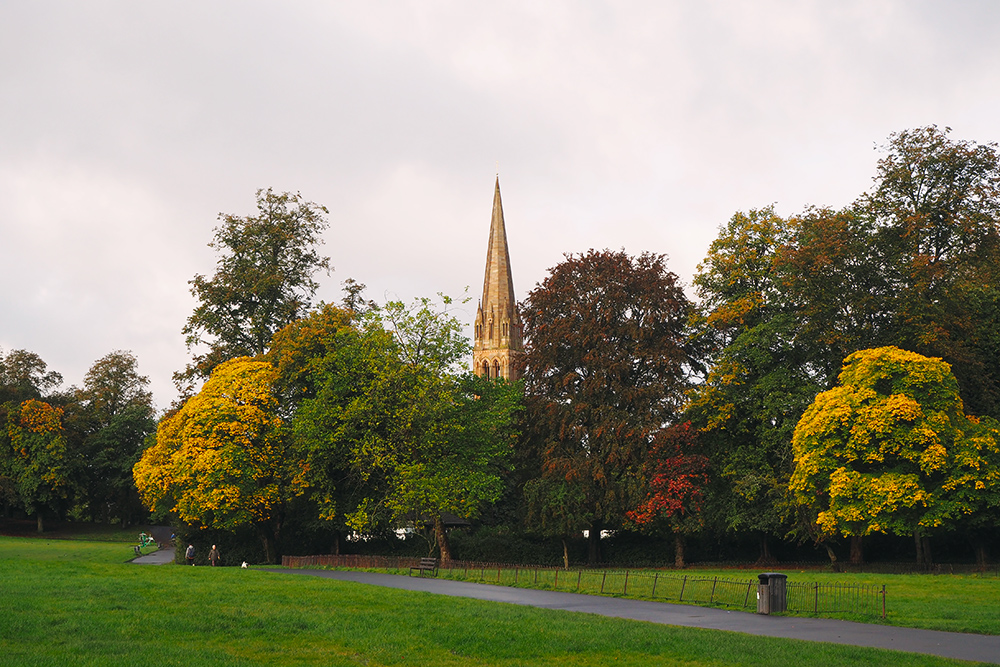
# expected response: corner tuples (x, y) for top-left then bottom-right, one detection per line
(789, 346), (1000, 564)
(0, 348), (62, 405)
(520, 249), (693, 564)
(860, 126), (1000, 418)
(177, 189), (331, 388)
(687, 208), (813, 562)
(135, 357), (295, 562)
(281, 296), (519, 562)
(76, 351), (156, 526)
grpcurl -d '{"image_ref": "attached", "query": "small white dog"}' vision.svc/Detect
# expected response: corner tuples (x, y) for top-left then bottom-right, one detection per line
(241, 561), (248, 569)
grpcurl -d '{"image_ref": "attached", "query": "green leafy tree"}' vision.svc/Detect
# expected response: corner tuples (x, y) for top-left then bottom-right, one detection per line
(520, 249), (694, 564)
(789, 346), (1000, 564)
(776, 207), (894, 383)
(860, 126), (1000, 418)
(4, 399), (70, 532)
(0, 348), (62, 405)
(380, 373), (520, 560)
(75, 351), (156, 526)
(687, 208), (813, 561)
(177, 188), (331, 388)
(276, 295), (519, 562)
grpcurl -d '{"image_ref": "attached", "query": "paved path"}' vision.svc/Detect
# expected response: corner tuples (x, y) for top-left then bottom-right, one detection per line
(264, 569), (1000, 664)
(132, 547), (174, 564)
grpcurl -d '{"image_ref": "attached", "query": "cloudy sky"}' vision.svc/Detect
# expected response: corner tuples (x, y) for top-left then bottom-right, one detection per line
(2, 1), (999, 409)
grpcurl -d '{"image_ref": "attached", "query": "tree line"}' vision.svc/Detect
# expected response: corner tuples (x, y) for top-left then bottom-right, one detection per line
(0, 348), (154, 531)
(4, 126), (1000, 567)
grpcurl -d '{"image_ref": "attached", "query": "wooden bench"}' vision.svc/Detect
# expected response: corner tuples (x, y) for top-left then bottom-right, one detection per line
(409, 557), (438, 577)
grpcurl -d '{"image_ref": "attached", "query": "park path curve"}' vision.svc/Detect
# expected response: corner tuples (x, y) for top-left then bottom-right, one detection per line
(131, 547), (174, 564)
(264, 568), (1000, 665)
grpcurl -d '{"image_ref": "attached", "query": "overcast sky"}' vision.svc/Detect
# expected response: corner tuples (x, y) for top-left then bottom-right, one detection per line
(2, 1), (999, 409)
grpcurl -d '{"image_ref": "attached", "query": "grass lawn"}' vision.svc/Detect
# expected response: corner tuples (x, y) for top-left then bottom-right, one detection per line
(0, 518), (156, 542)
(0, 536), (993, 666)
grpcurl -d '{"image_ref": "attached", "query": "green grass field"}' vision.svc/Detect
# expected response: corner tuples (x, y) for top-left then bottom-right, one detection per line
(0, 536), (995, 666)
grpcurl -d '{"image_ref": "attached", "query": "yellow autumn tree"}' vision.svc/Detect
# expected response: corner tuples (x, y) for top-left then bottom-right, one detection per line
(134, 357), (298, 562)
(789, 346), (1000, 564)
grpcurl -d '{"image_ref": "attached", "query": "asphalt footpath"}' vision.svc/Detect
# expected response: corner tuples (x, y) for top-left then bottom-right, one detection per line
(263, 568), (1000, 664)
(131, 547), (175, 564)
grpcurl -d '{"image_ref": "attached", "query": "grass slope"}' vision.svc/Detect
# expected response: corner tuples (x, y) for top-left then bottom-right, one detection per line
(0, 537), (992, 666)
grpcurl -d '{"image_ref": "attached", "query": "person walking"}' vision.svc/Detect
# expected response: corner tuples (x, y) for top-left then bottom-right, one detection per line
(185, 543), (195, 566)
(209, 545), (221, 567)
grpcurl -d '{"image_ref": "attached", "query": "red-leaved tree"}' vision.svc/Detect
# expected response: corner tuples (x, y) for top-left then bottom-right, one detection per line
(628, 422), (708, 567)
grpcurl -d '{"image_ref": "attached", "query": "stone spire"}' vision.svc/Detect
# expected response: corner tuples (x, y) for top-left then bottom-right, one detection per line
(473, 177), (522, 380)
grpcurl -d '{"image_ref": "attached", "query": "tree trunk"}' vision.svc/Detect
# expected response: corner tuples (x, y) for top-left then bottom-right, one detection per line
(975, 543), (989, 569)
(561, 537), (570, 570)
(434, 515), (452, 563)
(36, 512), (43, 533)
(755, 535), (774, 565)
(331, 532), (340, 556)
(674, 533), (686, 568)
(922, 537), (932, 566)
(849, 535), (863, 565)
(587, 523), (602, 565)
(260, 534), (275, 564)
(823, 543), (837, 564)
(257, 522), (280, 564)
(914, 529), (924, 565)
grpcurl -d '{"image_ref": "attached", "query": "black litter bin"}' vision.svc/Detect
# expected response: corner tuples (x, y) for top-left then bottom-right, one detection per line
(756, 572), (787, 614)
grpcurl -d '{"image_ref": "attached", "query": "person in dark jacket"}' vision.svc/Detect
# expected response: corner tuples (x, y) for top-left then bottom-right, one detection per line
(209, 545), (221, 567)
(185, 543), (195, 566)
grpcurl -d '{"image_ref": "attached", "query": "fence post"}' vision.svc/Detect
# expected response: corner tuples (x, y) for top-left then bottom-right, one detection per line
(624, 570), (630, 595)
(652, 572), (659, 598)
(743, 581), (752, 608)
(814, 583), (819, 614)
(601, 571), (607, 594)
(882, 585), (886, 619)
(554, 569), (559, 589)
(710, 577), (717, 604)
(535, 568), (538, 585)
(577, 570), (582, 591)
(515, 566), (519, 584)
(679, 575), (687, 602)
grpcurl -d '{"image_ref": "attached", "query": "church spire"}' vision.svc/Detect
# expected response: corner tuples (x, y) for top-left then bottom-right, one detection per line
(481, 177), (516, 313)
(473, 177), (522, 380)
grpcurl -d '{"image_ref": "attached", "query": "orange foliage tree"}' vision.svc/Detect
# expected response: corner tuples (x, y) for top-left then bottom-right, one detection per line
(134, 357), (298, 562)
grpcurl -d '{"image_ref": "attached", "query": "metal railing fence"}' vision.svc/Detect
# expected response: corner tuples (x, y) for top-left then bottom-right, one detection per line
(281, 554), (886, 617)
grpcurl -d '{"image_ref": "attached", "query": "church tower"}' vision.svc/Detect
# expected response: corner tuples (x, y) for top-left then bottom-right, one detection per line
(473, 177), (523, 380)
